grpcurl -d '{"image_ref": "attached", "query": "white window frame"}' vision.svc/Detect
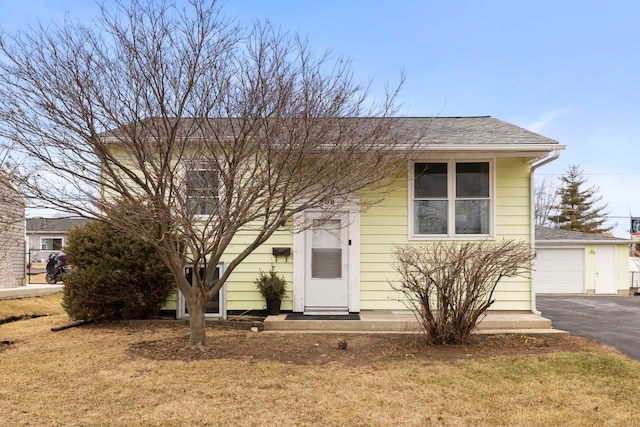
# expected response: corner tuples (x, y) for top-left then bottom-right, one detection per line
(177, 262), (226, 319)
(409, 159), (495, 240)
(184, 162), (221, 217)
(41, 237), (64, 251)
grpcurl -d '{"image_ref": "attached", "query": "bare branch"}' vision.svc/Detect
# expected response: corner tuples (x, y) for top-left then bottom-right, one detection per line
(534, 176), (558, 227)
(392, 240), (534, 345)
(0, 0), (418, 346)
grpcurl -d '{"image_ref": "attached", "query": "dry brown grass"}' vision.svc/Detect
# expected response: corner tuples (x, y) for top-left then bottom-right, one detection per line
(26, 272), (48, 284)
(2, 295), (640, 426)
(0, 293), (63, 320)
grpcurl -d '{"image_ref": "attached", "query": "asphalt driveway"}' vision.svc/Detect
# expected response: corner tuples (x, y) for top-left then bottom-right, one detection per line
(537, 295), (640, 361)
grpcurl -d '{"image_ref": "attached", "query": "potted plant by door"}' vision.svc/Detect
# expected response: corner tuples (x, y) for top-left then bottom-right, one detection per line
(255, 267), (287, 315)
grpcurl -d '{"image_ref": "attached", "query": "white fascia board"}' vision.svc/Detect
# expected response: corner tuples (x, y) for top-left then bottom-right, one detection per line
(417, 144), (565, 162)
(420, 144), (565, 152)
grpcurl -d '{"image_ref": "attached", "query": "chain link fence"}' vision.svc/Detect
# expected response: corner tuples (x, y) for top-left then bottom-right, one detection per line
(631, 271), (640, 292)
(27, 249), (62, 284)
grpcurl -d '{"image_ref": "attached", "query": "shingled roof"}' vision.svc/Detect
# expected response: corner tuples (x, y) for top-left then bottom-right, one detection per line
(535, 226), (632, 243)
(106, 116), (562, 151)
(26, 217), (87, 233)
(395, 116), (560, 147)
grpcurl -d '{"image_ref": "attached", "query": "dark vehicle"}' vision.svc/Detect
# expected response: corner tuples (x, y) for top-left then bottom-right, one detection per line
(46, 252), (68, 284)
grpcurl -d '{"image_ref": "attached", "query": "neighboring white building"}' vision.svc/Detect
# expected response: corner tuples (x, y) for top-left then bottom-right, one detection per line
(26, 217), (87, 258)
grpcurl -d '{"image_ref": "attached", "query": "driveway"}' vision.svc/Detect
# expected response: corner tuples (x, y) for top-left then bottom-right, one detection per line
(537, 295), (640, 361)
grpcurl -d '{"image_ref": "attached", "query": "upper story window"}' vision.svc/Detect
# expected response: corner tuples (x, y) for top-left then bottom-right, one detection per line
(185, 165), (219, 216)
(412, 161), (491, 237)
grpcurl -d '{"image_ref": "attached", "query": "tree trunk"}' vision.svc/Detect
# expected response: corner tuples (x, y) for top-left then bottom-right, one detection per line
(185, 297), (207, 347)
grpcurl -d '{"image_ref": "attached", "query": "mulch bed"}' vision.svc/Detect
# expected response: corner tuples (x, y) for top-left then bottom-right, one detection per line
(126, 324), (602, 366)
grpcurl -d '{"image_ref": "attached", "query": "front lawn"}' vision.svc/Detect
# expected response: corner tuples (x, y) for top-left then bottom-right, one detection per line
(1, 295), (639, 426)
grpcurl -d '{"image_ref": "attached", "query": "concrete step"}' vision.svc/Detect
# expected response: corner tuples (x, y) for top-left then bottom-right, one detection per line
(263, 310), (555, 333)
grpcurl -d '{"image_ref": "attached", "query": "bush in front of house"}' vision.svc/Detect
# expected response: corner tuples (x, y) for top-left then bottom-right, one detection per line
(62, 221), (175, 320)
(392, 240), (534, 345)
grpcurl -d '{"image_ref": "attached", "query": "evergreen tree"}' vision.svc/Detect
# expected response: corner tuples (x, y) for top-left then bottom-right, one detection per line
(63, 221), (175, 320)
(549, 165), (612, 233)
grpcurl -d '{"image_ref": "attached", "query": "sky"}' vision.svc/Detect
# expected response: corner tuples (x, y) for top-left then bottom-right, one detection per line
(2, 0), (639, 237)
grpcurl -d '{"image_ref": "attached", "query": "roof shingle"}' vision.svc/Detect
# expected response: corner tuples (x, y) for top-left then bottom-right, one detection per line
(26, 217), (87, 233)
(535, 226), (630, 242)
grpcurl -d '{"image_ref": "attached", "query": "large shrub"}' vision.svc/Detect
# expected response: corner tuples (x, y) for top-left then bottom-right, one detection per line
(392, 240), (534, 345)
(63, 221), (175, 320)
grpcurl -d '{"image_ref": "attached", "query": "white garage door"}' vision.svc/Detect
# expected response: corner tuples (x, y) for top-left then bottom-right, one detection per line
(533, 248), (585, 294)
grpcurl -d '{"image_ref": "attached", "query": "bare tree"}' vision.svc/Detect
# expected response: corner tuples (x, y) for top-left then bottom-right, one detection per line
(534, 176), (558, 227)
(0, 0), (416, 346)
(392, 240), (534, 345)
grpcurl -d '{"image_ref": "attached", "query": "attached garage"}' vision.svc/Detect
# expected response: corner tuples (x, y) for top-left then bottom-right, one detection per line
(534, 226), (632, 295)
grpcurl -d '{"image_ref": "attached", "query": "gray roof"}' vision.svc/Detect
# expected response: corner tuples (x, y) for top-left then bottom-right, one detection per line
(535, 226), (631, 243)
(107, 116), (561, 149)
(396, 116), (560, 147)
(26, 217), (87, 233)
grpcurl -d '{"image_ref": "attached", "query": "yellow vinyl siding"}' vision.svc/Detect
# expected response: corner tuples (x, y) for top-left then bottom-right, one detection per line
(495, 158), (531, 241)
(582, 243), (630, 294)
(492, 158), (532, 309)
(584, 244), (596, 292)
(616, 245), (630, 292)
(221, 228), (294, 311)
(109, 131), (549, 315)
(162, 156), (536, 313)
(162, 228), (294, 312)
(358, 157), (533, 311)
(359, 176), (408, 310)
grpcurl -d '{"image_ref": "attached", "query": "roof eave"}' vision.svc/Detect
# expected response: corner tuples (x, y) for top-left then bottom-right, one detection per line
(417, 144), (565, 161)
(421, 144), (565, 152)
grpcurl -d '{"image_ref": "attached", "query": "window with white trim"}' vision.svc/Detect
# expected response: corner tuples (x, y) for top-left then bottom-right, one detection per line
(41, 237), (63, 250)
(178, 263), (226, 319)
(412, 161), (491, 236)
(184, 264), (223, 315)
(185, 164), (219, 216)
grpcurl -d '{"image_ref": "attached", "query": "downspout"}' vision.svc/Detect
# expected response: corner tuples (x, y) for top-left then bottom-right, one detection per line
(529, 149), (561, 315)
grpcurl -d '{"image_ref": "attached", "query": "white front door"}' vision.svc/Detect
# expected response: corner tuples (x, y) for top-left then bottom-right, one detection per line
(304, 214), (349, 313)
(595, 245), (617, 294)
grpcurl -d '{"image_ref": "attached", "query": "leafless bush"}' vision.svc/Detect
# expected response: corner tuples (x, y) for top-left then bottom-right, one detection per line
(392, 240), (534, 345)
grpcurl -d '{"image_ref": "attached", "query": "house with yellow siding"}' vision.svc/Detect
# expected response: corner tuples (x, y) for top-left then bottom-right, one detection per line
(172, 116), (565, 320)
